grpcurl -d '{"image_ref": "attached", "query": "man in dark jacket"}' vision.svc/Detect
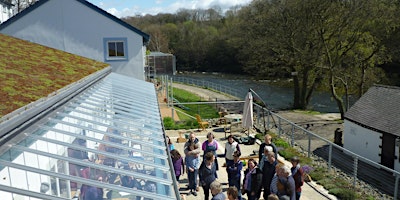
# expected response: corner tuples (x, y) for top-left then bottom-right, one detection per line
(199, 152), (217, 200)
(258, 134), (278, 161)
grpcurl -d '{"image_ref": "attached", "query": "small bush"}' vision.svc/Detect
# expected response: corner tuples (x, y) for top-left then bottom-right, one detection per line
(255, 133), (263, 140)
(163, 117), (174, 129)
(329, 188), (356, 200)
(310, 167), (328, 181)
(278, 147), (299, 160)
(274, 137), (290, 148)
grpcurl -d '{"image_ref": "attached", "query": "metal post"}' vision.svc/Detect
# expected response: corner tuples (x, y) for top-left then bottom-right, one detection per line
(394, 174), (399, 200)
(353, 157), (358, 187)
(291, 125), (295, 147)
(171, 107), (175, 121)
(278, 118), (282, 137)
(266, 111), (270, 130)
(170, 77), (173, 106)
(165, 76), (169, 107)
(307, 132), (311, 158)
(328, 143), (332, 172)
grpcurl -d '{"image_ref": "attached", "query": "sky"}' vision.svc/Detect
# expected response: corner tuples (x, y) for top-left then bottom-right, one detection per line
(87, 0), (252, 18)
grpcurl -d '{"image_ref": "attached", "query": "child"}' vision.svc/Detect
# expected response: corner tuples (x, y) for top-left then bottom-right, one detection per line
(171, 149), (184, 181)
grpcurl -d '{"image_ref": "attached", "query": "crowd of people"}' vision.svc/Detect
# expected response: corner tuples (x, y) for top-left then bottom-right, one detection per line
(68, 128), (159, 200)
(170, 132), (305, 200)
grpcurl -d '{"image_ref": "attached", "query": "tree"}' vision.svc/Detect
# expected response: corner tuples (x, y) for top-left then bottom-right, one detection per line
(233, 0), (325, 109)
(12, 0), (37, 13)
(143, 24), (170, 52)
(317, 0), (397, 118)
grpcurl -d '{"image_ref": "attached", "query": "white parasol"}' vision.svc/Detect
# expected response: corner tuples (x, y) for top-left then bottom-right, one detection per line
(242, 91), (253, 135)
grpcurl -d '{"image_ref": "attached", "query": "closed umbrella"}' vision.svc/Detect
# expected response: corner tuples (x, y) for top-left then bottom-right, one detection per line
(242, 91), (253, 136)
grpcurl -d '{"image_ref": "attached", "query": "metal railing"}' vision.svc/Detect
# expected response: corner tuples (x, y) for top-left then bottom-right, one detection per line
(255, 103), (400, 199)
(162, 75), (399, 198)
(172, 76), (242, 98)
(168, 77), (398, 199)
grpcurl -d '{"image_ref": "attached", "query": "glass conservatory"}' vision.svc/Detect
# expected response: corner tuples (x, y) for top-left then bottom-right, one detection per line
(0, 72), (179, 200)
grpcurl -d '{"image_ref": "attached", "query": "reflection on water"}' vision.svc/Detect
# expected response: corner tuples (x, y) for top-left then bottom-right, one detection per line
(176, 74), (340, 113)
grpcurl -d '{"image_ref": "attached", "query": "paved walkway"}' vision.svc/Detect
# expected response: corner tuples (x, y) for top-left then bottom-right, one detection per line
(158, 82), (337, 200)
(166, 127), (336, 200)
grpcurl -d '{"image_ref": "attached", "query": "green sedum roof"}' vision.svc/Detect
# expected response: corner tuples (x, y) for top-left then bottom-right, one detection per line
(0, 33), (109, 117)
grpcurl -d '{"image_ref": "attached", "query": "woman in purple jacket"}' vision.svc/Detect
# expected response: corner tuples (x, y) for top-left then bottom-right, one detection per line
(171, 149), (185, 181)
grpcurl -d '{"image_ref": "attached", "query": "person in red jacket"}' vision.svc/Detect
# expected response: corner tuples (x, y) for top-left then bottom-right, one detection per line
(290, 156), (304, 200)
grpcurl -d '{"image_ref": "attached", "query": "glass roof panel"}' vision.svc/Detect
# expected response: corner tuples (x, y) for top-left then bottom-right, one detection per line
(0, 73), (177, 200)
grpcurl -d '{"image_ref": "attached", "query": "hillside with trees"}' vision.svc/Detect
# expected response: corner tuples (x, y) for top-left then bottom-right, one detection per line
(122, 0), (400, 118)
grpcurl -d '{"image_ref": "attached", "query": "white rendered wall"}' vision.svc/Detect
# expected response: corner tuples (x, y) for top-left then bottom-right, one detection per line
(0, 0), (145, 80)
(344, 120), (382, 163)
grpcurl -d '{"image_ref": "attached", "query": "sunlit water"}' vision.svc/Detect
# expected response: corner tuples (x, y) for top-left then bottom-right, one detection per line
(176, 73), (340, 113)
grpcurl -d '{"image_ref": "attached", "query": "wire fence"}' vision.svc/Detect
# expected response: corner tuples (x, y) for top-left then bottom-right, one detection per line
(172, 76), (242, 98)
(167, 76), (400, 199)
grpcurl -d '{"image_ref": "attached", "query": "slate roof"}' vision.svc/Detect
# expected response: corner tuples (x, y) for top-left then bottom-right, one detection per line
(0, 0), (150, 43)
(344, 85), (400, 136)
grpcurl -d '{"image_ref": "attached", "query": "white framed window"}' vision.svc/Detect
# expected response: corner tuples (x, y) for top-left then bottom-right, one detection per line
(103, 38), (128, 61)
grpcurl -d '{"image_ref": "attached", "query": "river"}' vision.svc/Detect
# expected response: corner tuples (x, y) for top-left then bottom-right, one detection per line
(175, 73), (340, 113)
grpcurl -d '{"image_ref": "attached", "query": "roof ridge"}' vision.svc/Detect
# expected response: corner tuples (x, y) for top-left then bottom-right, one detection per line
(373, 84), (400, 90)
(0, 0), (150, 43)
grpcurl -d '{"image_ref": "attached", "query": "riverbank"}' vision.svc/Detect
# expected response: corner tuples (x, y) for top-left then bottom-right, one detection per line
(159, 83), (343, 141)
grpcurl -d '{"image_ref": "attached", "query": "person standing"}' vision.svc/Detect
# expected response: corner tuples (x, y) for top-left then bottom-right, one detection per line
(184, 132), (201, 192)
(170, 149), (184, 181)
(202, 132), (219, 171)
(276, 165), (296, 200)
(260, 151), (277, 199)
(290, 156), (304, 200)
(225, 135), (241, 179)
(227, 186), (239, 200)
(242, 158), (263, 200)
(166, 136), (175, 151)
(270, 163), (285, 195)
(185, 142), (200, 196)
(184, 132), (201, 156)
(258, 134), (278, 161)
(199, 152), (217, 200)
(227, 150), (243, 200)
(210, 180), (226, 200)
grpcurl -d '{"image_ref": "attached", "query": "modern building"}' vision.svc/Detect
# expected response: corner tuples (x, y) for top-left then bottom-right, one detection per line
(0, 0), (150, 80)
(0, 32), (178, 199)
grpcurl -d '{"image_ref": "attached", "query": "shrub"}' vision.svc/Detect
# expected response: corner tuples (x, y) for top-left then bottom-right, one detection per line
(310, 167), (328, 181)
(274, 137), (290, 148)
(255, 133), (263, 140)
(329, 188), (356, 200)
(163, 117), (174, 129)
(278, 147), (299, 160)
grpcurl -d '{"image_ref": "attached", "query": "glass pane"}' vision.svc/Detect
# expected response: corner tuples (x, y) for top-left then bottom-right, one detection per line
(116, 42), (124, 57)
(108, 42), (116, 57)
(0, 73), (178, 200)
